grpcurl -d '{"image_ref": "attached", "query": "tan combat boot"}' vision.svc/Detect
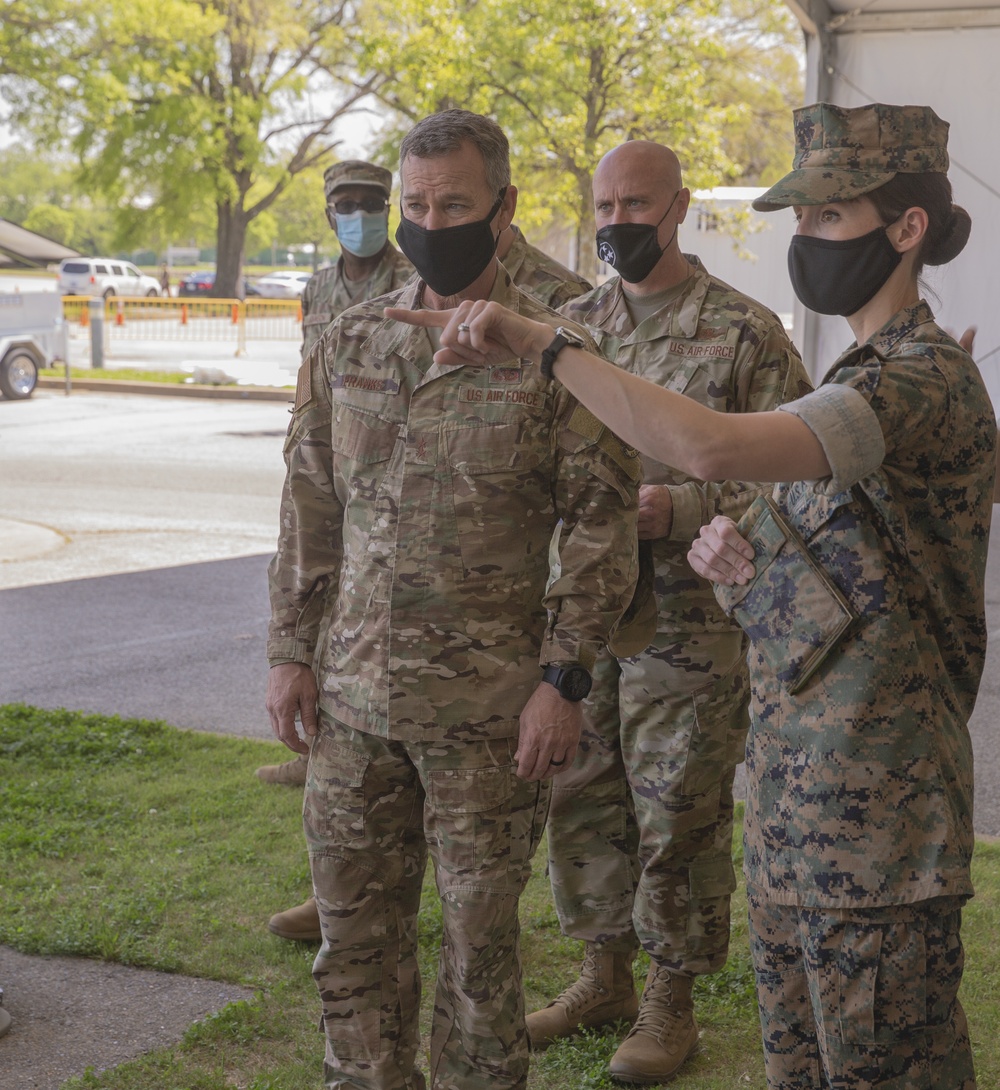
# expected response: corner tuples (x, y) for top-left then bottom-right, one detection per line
(255, 752), (309, 786)
(526, 943), (639, 1049)
(608, 964), (699, 1084)
(267, 896), (321, 941)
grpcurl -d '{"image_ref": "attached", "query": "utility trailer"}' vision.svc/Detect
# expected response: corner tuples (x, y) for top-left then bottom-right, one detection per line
(0, 291), (68, 399)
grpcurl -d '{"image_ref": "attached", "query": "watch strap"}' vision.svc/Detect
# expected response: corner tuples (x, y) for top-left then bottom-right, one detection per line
(539, 326), (583, 382)
(539, 332), (570, 382)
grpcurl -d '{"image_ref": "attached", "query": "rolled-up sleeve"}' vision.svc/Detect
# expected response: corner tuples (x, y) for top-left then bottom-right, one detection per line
(778, 384), (885, 494)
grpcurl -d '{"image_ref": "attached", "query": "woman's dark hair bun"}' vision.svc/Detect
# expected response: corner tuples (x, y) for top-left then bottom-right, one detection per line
(928, 204), (971, 265)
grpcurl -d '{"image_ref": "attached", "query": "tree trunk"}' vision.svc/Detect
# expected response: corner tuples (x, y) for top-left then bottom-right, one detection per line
(574, 172), (598, 285)
(214, 202), (250, 298)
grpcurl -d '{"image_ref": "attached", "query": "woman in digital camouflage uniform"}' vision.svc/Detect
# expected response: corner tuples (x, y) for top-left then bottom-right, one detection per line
(388, 101), (993, 1090)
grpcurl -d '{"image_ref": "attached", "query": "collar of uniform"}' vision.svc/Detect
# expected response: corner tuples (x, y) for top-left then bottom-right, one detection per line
(587, 254), (710, 341)
(819, 300), (936, 385)
(499, 225), (527, 280)
(360, 262), (524, 367)
(868, 299), (936, 356)
(336, 244), (395, 290)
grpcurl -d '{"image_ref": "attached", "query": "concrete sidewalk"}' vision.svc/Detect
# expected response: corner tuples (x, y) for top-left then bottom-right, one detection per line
(59, 319), (301, 391)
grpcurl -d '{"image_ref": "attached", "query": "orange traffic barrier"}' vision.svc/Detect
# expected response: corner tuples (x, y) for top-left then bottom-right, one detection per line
(181, 304), (188, 325)
(115, 307), (124, 326)
(297, 303), (303, 322)
(80, 305), (89, 328)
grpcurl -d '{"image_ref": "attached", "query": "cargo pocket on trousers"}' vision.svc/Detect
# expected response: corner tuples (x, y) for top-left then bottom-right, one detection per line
(425, 764), (512, 873)
(829, 921), (927, 1049)
(303, 734), (370, 848)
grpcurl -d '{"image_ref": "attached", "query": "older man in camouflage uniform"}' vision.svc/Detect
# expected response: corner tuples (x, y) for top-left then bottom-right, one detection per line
(265, 109), (641, 1090)
(524, 140), (812, 1084)
(259, 177), (596, 949)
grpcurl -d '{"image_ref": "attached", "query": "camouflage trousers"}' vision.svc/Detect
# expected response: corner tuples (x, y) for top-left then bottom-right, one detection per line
(304, 712), (549, 1090)
(747, 886), (975, 1089)
(546, 628), (749, 973)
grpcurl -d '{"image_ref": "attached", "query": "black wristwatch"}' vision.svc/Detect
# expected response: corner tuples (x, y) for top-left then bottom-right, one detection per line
(542, 663), (592, 702)
(539, 326), (584, 382)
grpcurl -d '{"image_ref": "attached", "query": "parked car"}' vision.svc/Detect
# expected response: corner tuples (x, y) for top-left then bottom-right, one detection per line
(57, 258), (162, 298)
(177, 271), (258, 298)
(252, 270), (312, 298)
(0, 291), (68, 399)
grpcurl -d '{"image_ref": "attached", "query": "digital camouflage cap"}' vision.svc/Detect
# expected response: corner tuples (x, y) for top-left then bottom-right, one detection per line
(323, 160), (393, 202)
(753, 102), (950, 212)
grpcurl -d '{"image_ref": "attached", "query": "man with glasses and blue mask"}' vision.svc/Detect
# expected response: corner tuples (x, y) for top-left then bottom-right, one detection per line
(258, 161), (413, 793)
(298, 160), (416, 361)
(524, 140), (812, 1085)
(255, 160), (415, 940)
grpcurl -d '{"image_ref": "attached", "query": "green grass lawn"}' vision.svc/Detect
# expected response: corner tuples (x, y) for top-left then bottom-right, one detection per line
(39, 367), (193, 384)
(2, 703), (997, 1089)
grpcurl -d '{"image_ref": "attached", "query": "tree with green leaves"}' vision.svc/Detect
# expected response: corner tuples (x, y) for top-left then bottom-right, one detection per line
(359, 0), (801, 281)
(1, 0), (381, 295)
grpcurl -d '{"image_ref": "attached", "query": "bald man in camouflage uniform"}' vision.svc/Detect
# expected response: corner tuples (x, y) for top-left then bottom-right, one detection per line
(265, 108), (641, 1090)
(525, 140), (812, 1084)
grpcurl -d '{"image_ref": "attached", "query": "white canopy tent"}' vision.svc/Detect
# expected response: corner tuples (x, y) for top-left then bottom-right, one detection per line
(783, 1), (1000, 409)
(0, 217), (79, 270)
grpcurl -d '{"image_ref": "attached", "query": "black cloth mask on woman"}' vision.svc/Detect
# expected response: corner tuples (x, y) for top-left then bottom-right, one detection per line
(395, 190), (506, 297)
(595, 190), (679, 284)
(787, 224), (902, 316)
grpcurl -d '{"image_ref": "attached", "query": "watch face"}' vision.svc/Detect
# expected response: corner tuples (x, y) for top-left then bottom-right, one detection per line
(562, 666), (592, 701)
(555, 326), (583, 348)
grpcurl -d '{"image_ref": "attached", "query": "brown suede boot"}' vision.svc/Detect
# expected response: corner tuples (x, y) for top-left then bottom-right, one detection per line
(608, 964), (699, 1084)
(267, 896), (321, 941)
(255, 752), (308, 786)
(526, 943), (639, 1049)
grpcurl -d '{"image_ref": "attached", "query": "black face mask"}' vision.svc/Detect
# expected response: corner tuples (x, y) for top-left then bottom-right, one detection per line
(787, 225), (902, 316)
(395, 190), (506, 297)
(595, 191), (679, 284)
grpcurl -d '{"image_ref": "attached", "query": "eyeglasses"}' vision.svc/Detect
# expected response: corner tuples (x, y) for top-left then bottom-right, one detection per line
(330, 196), (388, 215)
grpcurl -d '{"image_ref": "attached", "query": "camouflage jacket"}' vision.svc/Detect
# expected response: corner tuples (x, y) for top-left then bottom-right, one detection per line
(501, 226), (592, 310)
(300, 245), (414, 358)
(741, 301), (996, 907)
(560, 256), (812, 635)
(268, 266), (641, 742)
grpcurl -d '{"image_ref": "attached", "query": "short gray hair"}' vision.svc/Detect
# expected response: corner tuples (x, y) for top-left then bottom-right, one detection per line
(400, 110), (511, 195)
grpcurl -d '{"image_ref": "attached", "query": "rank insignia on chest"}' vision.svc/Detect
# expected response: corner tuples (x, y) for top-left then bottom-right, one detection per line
(330, 373), (401, 394)
(489, 365), (523, 385)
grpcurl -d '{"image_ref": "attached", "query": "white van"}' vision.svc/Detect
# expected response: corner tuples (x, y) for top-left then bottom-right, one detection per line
(58, 258), (162, 298)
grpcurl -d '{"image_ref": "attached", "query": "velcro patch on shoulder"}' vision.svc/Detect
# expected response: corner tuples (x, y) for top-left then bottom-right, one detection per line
(294, 358), (312, 410)
(567, 404), (605, 442)
(568, 405), (642, 479)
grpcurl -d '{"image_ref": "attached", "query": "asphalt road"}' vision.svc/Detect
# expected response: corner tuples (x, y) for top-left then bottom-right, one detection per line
(2, 386), (1000, 834)
(0, 388), (288, 737)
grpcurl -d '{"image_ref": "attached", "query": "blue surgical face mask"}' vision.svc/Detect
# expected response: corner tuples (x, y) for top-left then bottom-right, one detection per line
(335, 210), (389, 258)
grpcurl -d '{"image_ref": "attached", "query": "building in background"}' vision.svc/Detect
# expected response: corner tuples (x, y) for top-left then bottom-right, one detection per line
(783, 0), (1000, 397)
